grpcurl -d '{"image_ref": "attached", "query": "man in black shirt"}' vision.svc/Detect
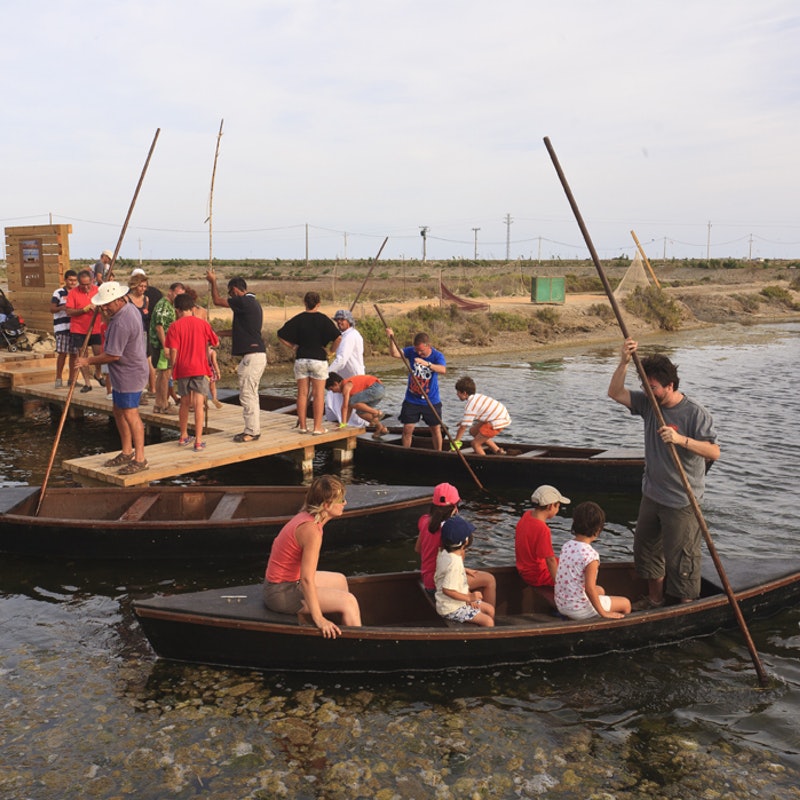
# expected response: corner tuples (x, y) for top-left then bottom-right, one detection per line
(206, 270), (267, 442)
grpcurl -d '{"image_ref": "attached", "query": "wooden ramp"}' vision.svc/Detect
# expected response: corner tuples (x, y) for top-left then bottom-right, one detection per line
(10, 379), (362, 487)
(0, 350), (56, 389)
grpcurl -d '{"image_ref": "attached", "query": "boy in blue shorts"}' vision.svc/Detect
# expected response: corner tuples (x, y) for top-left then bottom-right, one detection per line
(385, 329), (447, 450)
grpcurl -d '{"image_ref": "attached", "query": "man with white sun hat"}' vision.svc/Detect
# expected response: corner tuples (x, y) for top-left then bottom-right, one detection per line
(76, 281), (150, 475)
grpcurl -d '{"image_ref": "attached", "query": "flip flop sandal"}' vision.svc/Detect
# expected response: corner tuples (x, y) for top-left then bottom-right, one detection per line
(177, 436), (193, 446)
(193, 441), (207, 451)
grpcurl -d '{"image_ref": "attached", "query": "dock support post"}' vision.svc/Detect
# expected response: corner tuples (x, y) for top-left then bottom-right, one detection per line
(332, 435), (358, 465)
(287, 444), (316, 476)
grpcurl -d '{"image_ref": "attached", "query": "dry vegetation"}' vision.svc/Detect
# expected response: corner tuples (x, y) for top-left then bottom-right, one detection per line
(4, 256), (798, 373)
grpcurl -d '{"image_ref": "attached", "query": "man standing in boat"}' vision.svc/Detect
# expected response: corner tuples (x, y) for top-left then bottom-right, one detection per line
(386, 330), (447, 450)
(608, 338), (720, 607)
(206, 270), (267, 443)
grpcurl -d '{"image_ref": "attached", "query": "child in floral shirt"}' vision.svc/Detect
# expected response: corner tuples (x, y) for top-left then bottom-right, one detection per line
(554, 501), (631, 620)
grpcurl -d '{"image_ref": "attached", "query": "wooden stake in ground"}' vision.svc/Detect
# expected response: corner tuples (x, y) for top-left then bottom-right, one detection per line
(630, 229), (661, 288)
(543, 134), (769, 687)
(36, 128), (162, 516)
(349, 236), (388, 313)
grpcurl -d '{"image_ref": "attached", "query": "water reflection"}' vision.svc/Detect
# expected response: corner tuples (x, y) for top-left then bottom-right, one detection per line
(1, 322), (799, 795)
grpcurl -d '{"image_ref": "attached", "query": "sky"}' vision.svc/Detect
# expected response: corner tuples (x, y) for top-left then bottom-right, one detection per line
(2, 1), (799, 264)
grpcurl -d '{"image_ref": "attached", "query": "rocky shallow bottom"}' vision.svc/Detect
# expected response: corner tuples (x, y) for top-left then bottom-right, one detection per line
(2, 638), (799, 800)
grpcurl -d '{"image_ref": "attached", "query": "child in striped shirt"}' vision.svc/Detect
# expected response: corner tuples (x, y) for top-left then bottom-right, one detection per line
(453, 376), (511, 455)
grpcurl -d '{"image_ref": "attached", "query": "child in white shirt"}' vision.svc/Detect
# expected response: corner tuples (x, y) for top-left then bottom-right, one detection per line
(434, 516), (496, 627)
(555, 501), (631, 621)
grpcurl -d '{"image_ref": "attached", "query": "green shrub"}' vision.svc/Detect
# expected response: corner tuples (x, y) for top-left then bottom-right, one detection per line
(587, 303), (615, 321)
(732, 293), (761, 313)
(534, 307), (560, 326)
(622, 286), (682, 331)
(565, 273), (605, 293)
(759, 285), (797, 308)
(487, 311), (529, 331)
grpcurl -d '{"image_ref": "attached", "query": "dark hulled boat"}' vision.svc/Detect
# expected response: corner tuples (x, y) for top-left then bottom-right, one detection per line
(133, 557), (800, 673)
(0, 483), (432, 559)
(354, 427), (645, 493)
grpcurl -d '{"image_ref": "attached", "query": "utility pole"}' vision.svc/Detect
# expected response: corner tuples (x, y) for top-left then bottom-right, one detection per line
(748, 233), (753, 261)
(305, 223), (309, 267)
(472, 227), (480, 260)
(706, 220), (712, 260)
(343, 231), (348, 261)
(504, 213), (513, 260)
(419, 226), (429, 262)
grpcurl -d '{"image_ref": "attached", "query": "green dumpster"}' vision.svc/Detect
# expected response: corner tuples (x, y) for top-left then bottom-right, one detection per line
(531, 277), (565, 304)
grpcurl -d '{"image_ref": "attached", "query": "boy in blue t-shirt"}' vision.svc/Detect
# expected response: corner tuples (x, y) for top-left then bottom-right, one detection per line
(386, 329), (447, 450)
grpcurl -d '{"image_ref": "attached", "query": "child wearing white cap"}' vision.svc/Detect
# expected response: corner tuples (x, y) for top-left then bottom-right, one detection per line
(515, 484), (570, 607)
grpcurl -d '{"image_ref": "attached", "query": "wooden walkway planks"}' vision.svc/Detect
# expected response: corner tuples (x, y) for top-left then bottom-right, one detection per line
(7, 376), (362, 487)
(0, 351), (56, 389)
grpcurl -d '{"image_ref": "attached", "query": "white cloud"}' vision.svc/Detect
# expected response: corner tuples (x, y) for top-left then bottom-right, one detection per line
(2, 0), (799, 262)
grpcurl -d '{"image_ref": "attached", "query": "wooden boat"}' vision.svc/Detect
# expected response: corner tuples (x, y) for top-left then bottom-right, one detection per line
(0, 483), (433, 559)
(133, 557), (800, 673)
(354, 427), (645, 493)
(229, 393), (645, 492)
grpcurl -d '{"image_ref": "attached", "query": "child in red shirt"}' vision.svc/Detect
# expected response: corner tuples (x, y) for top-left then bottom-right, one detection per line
(515, 484), (571, 607)
(165, 293), (220, 451)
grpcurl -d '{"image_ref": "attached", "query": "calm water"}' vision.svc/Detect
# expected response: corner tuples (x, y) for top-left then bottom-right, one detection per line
(1, 322), (799, 797)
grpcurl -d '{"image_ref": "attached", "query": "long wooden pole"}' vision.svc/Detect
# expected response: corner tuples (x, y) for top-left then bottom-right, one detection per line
(36, 128), (162, 516)
(542, 136), (768, 686)
(349, 236), (388, 312)
(207, 119), (224, 278)
(373, 304), (485, 491)
(204, 119), (224, 430)
(630, 229), (661, 288)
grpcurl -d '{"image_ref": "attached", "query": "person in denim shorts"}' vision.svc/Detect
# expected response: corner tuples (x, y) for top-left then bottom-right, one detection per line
(278, 292), (341, 435)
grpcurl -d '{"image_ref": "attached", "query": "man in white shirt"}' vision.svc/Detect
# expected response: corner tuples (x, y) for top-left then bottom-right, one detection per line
(324, 309), (368, 427)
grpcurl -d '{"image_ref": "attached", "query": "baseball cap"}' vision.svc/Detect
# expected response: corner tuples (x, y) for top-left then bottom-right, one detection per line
(333, 309), (355, 325)
(440, 515), (475, 548)
(432, 482), (460, 507)
(531, 485), (571, 506)
(101, 249), (113, 259)
(130, 268), (147, 277)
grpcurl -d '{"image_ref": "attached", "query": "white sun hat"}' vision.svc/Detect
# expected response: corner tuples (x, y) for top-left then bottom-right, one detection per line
(92, 281), (129, 306)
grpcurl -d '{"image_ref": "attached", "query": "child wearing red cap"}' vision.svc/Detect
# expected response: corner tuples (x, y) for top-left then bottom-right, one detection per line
(415, 483), (496, 610)
(415, 482), (460, 594)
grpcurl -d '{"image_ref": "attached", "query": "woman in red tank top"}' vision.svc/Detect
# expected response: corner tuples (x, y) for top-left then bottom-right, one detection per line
(263, 476), (362, 638)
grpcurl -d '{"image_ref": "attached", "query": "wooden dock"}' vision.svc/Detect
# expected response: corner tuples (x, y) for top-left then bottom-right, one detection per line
(2, 353), (362, 487)
(0, 350), (56, 389)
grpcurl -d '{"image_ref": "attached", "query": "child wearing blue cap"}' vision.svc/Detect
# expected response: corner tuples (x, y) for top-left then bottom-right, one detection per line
(434, 516), (496, 627)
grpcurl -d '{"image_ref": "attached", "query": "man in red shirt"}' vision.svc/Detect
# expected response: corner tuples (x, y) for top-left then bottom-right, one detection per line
(515, 485), (571, 607)
(65, 269), (103, 391)
(165, 293), (220, 452)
